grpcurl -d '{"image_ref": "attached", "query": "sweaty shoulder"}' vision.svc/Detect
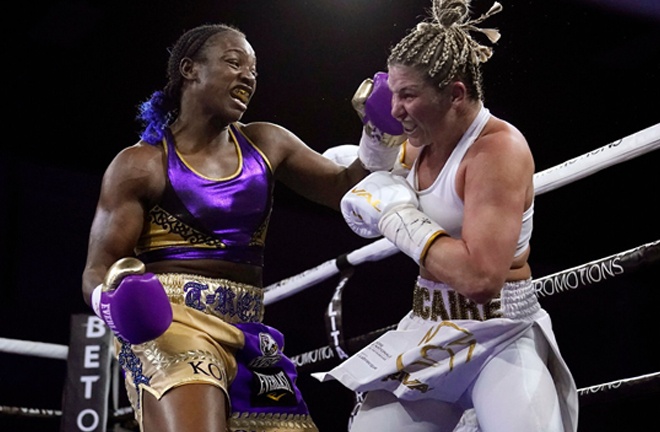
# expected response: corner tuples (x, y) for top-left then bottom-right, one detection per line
(104, 141), (166, 205)
(241, 121), (295, 142)
(240, 121), (304, 167)
(468, 117), (535, 205)
(473, 117), (532, 166)
(111, 141), (165, 175)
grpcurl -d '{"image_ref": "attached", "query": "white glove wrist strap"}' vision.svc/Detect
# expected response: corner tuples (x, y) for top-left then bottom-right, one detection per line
(91, 284), (103, 318)
(378, 206), (446, 265)
(357, 129), (401, 171)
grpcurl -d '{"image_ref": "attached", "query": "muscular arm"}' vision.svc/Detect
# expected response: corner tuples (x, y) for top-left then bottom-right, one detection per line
(243, 122), (369, 210)
(422, 124), (535, 303)
(81, 144), (165, 305)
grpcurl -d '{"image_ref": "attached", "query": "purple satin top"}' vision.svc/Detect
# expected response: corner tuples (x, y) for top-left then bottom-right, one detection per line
(135, 124), (273, 266)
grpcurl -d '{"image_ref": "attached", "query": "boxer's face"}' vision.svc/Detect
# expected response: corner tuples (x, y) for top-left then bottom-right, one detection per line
(185, 31), (258, 122)
(388, 65), (450, 148)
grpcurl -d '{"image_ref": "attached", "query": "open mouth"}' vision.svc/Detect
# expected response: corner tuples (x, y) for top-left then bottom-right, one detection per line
(402, 123), (416, 135)
(232, 88), (251, 104)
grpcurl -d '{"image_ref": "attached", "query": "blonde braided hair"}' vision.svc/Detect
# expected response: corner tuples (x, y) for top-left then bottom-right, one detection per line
(388, 0), (502, 100)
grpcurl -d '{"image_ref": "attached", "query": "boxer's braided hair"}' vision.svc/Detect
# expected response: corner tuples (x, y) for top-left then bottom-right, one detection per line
(137, 24), (244, 145)
(388, 0), (502, 100)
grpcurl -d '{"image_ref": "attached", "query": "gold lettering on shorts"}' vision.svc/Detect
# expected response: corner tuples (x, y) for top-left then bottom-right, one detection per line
(412, 285), (430, 319)
(412, 283), (501, 321)
(384, 321), (478, 393)
(431, 290), (449, 321)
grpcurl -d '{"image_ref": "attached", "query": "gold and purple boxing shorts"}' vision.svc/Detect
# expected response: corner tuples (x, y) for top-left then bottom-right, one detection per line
(115, 273), (318, 432)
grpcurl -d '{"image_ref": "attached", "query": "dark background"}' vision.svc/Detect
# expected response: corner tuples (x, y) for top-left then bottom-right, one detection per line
(2, 0), (659, 430)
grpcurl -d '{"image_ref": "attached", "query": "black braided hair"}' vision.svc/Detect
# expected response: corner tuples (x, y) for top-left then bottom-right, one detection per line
(387, 0), (502, 100)
(137, 24), (244, 144)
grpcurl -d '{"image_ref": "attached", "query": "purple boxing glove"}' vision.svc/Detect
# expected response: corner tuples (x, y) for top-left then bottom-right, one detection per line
(352, 72), (405, 171)
(363, 72), (404, 137)
(91, 257), (172, 344)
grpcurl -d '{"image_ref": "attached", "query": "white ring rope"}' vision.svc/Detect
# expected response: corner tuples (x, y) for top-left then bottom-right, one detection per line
(0, 337), (68, 360)
(534, 240), (659, 298)
(0, 404), (131, 419)
(2, 371), (657, 419)
(0, 405), (63, 418)
(264, 238), (399, 305)
(264, 122), (660, 304)
(577, 371), (660, 398)
(533, 122), (660, 196)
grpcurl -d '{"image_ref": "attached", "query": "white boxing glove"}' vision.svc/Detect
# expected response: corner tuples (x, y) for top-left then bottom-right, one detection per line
(322, 144), (359, 168)
(323, 142), (411, 177)
(341, 171), (447, 264)
(341, 171), (417, 238)
(390, 140), (412, 177)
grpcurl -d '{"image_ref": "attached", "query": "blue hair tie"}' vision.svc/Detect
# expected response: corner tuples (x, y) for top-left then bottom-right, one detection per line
(138, 91), (169, 145)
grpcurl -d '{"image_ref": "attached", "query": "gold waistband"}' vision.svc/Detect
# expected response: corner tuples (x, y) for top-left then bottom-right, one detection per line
(230, 412), (318, 432)
(157, 273), (264, 324)
(412, 280), (502, 322)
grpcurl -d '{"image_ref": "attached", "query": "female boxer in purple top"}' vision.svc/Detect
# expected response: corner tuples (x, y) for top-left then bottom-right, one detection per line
(81, 23), (403, 432)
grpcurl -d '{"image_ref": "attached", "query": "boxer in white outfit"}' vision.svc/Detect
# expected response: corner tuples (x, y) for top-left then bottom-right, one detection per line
(315, 1), (579, 431)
